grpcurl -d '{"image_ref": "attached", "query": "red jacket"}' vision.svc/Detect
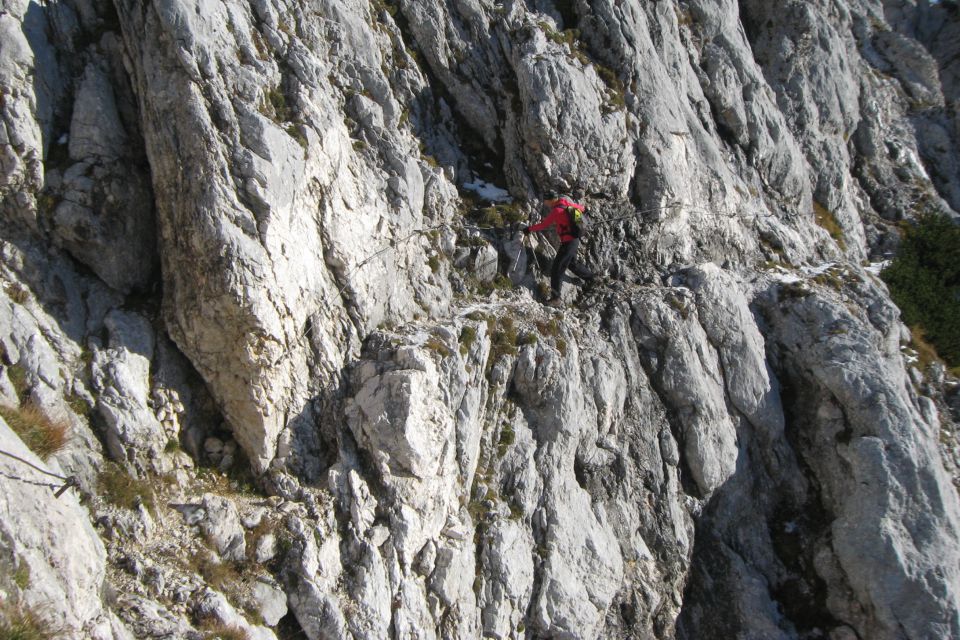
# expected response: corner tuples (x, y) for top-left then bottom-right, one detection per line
(528, 198), (584, 243)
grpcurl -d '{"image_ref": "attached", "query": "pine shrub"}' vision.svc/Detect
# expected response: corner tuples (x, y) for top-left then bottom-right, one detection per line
(881, 213), (960, 369)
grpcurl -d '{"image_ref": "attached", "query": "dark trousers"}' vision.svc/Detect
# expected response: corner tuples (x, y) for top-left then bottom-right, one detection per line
(550, 239), (592, 297)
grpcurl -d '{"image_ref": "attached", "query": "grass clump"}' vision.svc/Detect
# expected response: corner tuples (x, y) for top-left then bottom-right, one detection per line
(813, 201), (846, 250)
(518, 333), (537, 347)
(4, 283), (29, 305)
(199, 621), (250, 640)
(487, 316), (518, 366)
(459, 325), (477, 349)
(262, 86), (291, 123)
(498, 423), (516, 457)
(98, 462), (156, 514)
(475, 207), (504, 228)
(13, 562), (30, 590)
(881, 213), (960, 370)
(195, 555), (244, 595)
(0, 404), (69, 459)
(5, 365), (28, 400)
(425, 336), (452, 359)
(0, 603), (59, 640)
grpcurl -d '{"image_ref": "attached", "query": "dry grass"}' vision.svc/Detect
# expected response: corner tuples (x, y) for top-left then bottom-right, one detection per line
(199, 621), (250, 640)
(909, 325), (944, 373)
(0, 404), (69, 459)
(0, 602), (61, 640)
(194, 555), (244, 594)
(813, 201), (846, 250)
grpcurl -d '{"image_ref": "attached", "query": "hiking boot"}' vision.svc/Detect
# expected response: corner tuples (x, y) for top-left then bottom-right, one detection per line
(545, 296), (564, 308)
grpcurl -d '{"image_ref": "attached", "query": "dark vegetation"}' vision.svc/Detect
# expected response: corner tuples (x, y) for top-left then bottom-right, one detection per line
(881, 213), (960, 372)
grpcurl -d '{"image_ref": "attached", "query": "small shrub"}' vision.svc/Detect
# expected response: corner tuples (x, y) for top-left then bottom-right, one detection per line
(427, 255), (441, 273)
(98, 462), (155, 514)
(498, 423), (516, 448)
(35, 192), (58, 217)
(596, 64), (626, 112)
(536, 281), (552, 300)
(499, 424), (516, 446)
(0, 404), (69, 459)
(509, 501), (523, 521)
(471, 275), (512, 297)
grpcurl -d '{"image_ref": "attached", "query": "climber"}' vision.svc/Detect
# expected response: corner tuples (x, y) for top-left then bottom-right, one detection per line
(523, 193), (594, 306)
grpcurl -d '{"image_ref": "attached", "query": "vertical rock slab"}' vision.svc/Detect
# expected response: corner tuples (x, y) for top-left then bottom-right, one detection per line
(763, 284), (960, 639)
(112, 0), (452, 472)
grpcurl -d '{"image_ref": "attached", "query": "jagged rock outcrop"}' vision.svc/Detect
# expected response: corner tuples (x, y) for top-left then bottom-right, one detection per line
(1, 0), (959, 638)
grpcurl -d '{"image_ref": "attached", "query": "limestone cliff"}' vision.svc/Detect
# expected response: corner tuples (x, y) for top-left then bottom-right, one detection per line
(1, 0), (959, 638)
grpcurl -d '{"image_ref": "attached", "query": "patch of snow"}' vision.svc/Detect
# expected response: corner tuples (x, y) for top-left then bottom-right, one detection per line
(800, 262), (837, 277)
(766, 265), (803, 284)
(865, 260), (891, 275)
(463, 179), (512, 203)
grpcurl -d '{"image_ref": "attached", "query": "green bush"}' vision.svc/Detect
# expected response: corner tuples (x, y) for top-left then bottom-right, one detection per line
(881, 213), (960, 369)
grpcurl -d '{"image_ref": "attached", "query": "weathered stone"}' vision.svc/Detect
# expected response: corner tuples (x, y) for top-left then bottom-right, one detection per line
(199, 494), (246, 563)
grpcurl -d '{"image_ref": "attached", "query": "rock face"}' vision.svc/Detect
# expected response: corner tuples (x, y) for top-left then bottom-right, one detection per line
(1, 0), (959, 638)
(0, 419), (125, 639)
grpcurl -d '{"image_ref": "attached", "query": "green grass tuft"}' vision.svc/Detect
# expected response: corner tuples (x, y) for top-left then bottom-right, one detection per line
(13, 562), (30, 590)
(98, 462), (156, 514)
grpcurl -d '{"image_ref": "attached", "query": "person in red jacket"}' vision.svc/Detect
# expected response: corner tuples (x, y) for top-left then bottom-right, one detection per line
(523, 194), (594, 306)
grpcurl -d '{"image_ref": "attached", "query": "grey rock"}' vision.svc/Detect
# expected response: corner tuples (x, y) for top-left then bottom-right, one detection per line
(254, 532), (277, 564)
(194, 589), (277, 640)
(250, 579), (288, 627)
(1, 1), (960, 639)
(0, 417), (119, 638)
(199, 494), (246, 563)
(91, 310), (167, 475)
